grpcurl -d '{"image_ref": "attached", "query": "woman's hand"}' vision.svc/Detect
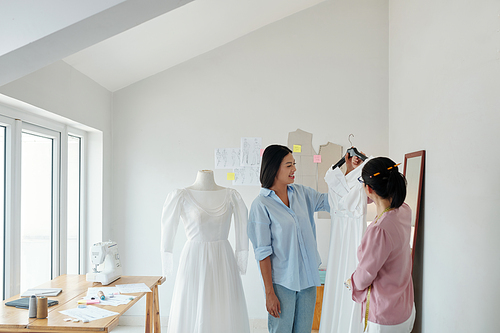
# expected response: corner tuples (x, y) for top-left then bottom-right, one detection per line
(259, 257), (281, 318)
(266, 291), (281, 318)
(345, 150), (365, 175)
(344, 278), (352, 291)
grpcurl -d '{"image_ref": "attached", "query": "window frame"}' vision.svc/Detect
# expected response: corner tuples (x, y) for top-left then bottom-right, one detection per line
(0, 109), (87, 299)
(21, 123), (61, 284)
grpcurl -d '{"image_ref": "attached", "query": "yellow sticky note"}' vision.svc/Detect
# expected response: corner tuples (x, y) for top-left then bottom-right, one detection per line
(227, 173), (235, 180)
(293, 145), (302, 153)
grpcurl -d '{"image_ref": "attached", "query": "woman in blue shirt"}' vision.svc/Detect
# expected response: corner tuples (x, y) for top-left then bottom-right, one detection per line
(248, 144), (330, 333)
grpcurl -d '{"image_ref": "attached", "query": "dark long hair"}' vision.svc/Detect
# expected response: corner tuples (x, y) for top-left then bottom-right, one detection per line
(260, 145), (292, 188)
(361, 157), (407, 208)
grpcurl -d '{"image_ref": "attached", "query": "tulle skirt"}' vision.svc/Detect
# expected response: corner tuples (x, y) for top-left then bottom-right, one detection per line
(167, 239), (250, 333)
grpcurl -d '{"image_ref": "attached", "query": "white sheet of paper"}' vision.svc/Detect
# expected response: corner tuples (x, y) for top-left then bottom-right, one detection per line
(232, 166), (260, 186)
(86, 287), (120, 298)
(20, 288), (62, 297)
(59, 305), (119, 322)
(82, 294), (136, 306)
(215, 148), (241, 169)
(83, 287), (135, 306)
(240, 137), (262, 167)
(115, 283), (151, 294)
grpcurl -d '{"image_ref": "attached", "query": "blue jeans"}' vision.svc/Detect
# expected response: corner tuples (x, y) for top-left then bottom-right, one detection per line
(268, 284), (317, 333)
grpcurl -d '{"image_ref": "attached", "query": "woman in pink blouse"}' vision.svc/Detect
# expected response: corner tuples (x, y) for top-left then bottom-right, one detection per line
(347, 157), (415, 333)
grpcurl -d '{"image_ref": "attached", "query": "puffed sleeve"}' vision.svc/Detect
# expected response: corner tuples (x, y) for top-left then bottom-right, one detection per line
(351, 226), (393, 303)
(324, 167), (349, 198)
(340, 181), (366, 217)
(325, 163), (367, 217)
(160, 189), (183, 278)
(231, 189), (249, 274)
(247, 199), (273, 262)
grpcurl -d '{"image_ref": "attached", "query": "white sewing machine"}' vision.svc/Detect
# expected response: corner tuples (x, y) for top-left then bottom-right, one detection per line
(86, 241), (122, 285)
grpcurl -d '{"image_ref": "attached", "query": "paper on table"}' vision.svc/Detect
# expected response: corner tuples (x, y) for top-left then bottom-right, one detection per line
(21, 288), (62, 297)
(82, 294), (136, 306)
(86, 287), (120, 298)
(115, 283), (151, 293)
(59, 305), (119, 322)
(83, 286), (136, 306)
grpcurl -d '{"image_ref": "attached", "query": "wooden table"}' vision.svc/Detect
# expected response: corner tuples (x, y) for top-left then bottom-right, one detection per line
(0, 275), (165, 333)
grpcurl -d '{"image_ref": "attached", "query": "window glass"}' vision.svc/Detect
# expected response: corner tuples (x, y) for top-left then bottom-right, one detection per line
(20, 132), (53, 291)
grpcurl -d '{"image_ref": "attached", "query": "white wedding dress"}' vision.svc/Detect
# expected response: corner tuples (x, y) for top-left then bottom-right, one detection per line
(160, 188), (250, 333)
(320, 163), (369, 333)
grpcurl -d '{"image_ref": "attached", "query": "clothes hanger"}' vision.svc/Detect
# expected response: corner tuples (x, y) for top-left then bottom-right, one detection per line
(331, 134), (367, 170)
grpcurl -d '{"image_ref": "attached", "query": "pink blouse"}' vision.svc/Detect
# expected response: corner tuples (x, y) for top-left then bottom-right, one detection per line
(351, 203), (414, 325)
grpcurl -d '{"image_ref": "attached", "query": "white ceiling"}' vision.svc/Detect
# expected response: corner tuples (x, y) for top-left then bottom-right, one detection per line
(0, 0), (195, 87)
(63, 0), (326, 92)
(0, 0), (126, 57)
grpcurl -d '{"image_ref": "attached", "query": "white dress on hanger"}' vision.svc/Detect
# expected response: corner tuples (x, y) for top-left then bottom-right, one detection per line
(161, 188), (250, 333)
(320, 162), (369, 333)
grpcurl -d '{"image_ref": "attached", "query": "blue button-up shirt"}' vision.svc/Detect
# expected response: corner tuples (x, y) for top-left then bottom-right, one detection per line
(248, 184), (329, 291)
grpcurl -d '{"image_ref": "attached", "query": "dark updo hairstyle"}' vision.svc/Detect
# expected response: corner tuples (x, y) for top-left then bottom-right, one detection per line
(361, 157), (407, 209)
(260, 144), (293, 188)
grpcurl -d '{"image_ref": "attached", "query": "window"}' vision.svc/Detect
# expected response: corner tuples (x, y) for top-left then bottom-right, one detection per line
(20, 126), (59, 291)
(0, 109), (87, 299)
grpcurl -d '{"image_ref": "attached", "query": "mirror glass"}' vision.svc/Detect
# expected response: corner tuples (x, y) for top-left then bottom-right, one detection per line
(403, 150), (425, 265)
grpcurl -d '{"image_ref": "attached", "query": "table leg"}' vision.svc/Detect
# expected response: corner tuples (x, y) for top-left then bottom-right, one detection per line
(145, 289), (154, 333)
(153, 284), (161, 332)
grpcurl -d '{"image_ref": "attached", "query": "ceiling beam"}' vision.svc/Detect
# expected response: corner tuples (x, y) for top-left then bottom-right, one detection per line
(0, 0), (194, 88)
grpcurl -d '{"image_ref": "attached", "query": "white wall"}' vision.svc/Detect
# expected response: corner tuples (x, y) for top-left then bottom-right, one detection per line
(112, 0), (388, 320)
(389, 1), (500, 332)
(0, 61), (114, 262)
(1, 0), (498, 330)
(0, 61), (112, 131)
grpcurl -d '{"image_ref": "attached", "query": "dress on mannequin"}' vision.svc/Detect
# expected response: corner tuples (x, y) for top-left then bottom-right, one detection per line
(161, 170), (250, 333)
(320, 161), (370, 333)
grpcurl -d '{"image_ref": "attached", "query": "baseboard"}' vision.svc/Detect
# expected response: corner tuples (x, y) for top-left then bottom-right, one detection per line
(118, 315), (267, 329)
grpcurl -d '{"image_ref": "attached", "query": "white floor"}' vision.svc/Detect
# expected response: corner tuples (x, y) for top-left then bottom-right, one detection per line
(112, 325), (319, 333)
(112, 325), (270, 333)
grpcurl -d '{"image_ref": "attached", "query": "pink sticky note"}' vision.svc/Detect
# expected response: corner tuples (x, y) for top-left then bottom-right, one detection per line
(260, 149), (264, 156)
(314, 155), (322, 163)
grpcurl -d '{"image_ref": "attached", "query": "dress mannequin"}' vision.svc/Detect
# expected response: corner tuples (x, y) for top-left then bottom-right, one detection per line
(186, 170), (227, 209)
(161, 170), (250, 333)
(187, 170), (225, 191)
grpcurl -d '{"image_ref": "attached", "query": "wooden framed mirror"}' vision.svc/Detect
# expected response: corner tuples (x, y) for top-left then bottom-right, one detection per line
(403, 150), (425, 266)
